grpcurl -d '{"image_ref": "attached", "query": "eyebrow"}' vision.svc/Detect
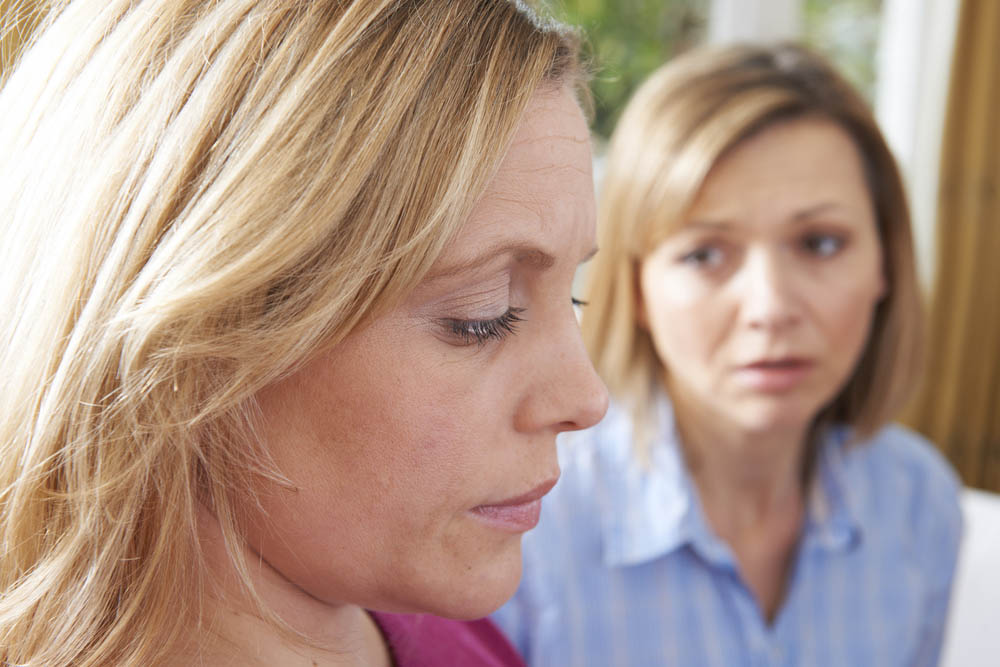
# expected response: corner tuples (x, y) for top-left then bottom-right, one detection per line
(686, 202), (847, 230)
(791, 202), (845, 221)
(425, 241), (598, 282)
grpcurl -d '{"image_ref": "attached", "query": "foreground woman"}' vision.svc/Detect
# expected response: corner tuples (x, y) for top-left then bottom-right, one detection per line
(0, 1), (607, 664)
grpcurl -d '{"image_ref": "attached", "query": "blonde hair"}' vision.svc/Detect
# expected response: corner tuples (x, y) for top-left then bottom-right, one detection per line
(0, 1), (580, 664)
(583, 43), (922, 457)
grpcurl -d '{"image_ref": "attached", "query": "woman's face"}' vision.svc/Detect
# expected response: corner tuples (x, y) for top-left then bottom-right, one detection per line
(247, 86), (607, 619)
(639, 118), (885, 437)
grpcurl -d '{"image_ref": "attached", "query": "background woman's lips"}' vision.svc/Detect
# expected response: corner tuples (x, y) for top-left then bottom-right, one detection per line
(470, 477), (559, 533)
(735, 358), (815, 392)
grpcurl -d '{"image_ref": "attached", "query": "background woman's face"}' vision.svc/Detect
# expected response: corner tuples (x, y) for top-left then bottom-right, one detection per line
(639, 118), (885, 437)
(247, 87), (607, 619)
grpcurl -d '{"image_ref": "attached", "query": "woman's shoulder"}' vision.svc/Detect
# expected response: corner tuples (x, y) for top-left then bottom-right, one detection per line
(851, 423), (961, 495)
(839, 422), (962, 545)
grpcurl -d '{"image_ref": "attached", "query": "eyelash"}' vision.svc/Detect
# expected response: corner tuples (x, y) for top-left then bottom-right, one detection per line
(445, 298), (585, 346)
(446, 307), (526, 345)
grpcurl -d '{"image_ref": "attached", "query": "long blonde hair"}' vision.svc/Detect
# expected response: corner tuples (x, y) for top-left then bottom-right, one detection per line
(0, 1), (580, 664)
(583, 43), (922, 458)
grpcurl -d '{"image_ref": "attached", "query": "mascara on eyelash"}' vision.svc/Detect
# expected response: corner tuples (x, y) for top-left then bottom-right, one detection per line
(447, 307), (526, 345)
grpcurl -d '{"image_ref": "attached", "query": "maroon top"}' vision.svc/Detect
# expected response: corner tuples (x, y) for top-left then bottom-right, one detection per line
(369, 611), (525, 667)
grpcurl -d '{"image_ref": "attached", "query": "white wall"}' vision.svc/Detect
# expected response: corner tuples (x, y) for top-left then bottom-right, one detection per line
(875, 0), (960, 290)
(708, 0), (801, 44)
(941, 489), (1000, 667)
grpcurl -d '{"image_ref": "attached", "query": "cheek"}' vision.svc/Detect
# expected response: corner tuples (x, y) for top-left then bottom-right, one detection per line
(332, 357), (490, 495)
(813, 273), (883, 365)
(336, 337), (519, 504)
(253, 335), (477, 511)
(641, 271), (729, 371)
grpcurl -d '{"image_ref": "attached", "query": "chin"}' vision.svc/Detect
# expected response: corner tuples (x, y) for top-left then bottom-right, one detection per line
(737, 400), (816, 435)
(415, 539), (524, 620)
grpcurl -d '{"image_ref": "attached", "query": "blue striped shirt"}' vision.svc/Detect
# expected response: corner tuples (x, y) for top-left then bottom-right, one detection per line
(492, 397), (963, 667)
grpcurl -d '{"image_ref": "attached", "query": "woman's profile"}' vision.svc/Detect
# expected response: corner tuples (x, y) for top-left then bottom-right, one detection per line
(0, 1), (608, 665)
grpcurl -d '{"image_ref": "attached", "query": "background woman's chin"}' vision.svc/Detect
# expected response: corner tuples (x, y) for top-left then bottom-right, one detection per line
(730, 397), (821, 436)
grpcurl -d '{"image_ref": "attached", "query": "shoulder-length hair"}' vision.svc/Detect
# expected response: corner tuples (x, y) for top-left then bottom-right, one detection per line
(583, 43), (921, 457)
(0, 1), (581, 664)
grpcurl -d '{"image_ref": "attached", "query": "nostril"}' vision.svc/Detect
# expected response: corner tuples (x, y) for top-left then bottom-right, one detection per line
(568, 375), (609, 431)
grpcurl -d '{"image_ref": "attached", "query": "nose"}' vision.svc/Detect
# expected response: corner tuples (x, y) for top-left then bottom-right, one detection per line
(513, 317), (609, 434)
(737, 248), (802, 332)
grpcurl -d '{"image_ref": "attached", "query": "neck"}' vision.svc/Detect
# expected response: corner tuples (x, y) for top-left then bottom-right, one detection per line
(670, 391), (810, 538)
(171, 506), (392, 667)
(671, 391), (812, 622)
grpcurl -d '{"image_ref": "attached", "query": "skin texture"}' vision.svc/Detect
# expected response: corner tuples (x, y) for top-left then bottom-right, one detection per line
(640, 116), (885, 445)
(188, 86), (608, 666)
(638, 117), (886, 619)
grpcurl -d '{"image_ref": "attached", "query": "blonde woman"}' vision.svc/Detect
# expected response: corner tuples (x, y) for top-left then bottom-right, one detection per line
(494, 44), (962, 666)
(0, 1), (609, 665)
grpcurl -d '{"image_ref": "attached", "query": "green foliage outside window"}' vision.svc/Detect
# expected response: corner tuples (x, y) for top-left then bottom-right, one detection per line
(542, 0), (708, 140)
(802, 0), (883, 103)
(542, 0), (882, 140)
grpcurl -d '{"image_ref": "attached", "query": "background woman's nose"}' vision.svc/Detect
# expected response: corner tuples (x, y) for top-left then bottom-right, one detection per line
(738, 249), (802, 332)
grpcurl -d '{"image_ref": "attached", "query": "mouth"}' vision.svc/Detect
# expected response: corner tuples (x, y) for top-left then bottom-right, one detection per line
(469, 476), (559, 533)
(735, 357), (815, 392)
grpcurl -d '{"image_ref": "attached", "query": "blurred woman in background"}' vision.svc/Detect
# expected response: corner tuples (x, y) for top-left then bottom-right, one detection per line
(494, 43), (961, 667)
(0, 1), (607, 665)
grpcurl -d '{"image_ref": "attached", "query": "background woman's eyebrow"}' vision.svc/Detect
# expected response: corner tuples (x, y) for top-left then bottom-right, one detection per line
(687, 203), (846, 230)
(790, 201), (856, 222)
(686, 219), (735, 231)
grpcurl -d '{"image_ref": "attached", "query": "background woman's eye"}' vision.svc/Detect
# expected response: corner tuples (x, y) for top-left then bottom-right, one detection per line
(444, 307), (525, 346)
(571, 297), (588, 307)
(679, 245), (723, 268)
(802, 233), (845, 257)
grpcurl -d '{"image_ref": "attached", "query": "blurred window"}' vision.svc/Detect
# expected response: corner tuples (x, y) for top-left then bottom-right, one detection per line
(542, 0), (709, 140)
(802, 0), (883, 102)
(543, 0), (884, 139)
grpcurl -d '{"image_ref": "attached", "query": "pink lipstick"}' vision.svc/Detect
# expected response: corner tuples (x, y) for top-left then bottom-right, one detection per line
(470, 477), (558, 533)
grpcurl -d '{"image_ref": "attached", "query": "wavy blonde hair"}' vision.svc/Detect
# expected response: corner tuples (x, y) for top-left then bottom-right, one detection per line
(583, 43), (922, 459)
(0, 1), (581, 664)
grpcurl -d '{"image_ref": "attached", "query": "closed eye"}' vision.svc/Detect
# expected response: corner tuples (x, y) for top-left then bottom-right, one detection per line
(442, 307), (525, 346)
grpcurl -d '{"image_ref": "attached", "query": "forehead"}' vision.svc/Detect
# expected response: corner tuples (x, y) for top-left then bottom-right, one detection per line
(686, 117), (873, 226)
(484, 88), (592, 214)
(435, 87), (595, 267)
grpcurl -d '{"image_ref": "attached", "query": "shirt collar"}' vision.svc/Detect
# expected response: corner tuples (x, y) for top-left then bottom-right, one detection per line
(597, 395), (708, 567)
(598, 396), (863, 569)
(803, 426), (863, 552)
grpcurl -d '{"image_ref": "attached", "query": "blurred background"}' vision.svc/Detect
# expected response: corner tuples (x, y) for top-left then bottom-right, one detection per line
(536, 0), (1000, 499)
(2, 0), (998, 661)
(538, 4), (1000, 662)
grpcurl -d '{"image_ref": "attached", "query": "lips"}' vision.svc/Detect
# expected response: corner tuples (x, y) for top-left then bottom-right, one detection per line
(470, 476), (559, 533)
(735, 357), (815, 392)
